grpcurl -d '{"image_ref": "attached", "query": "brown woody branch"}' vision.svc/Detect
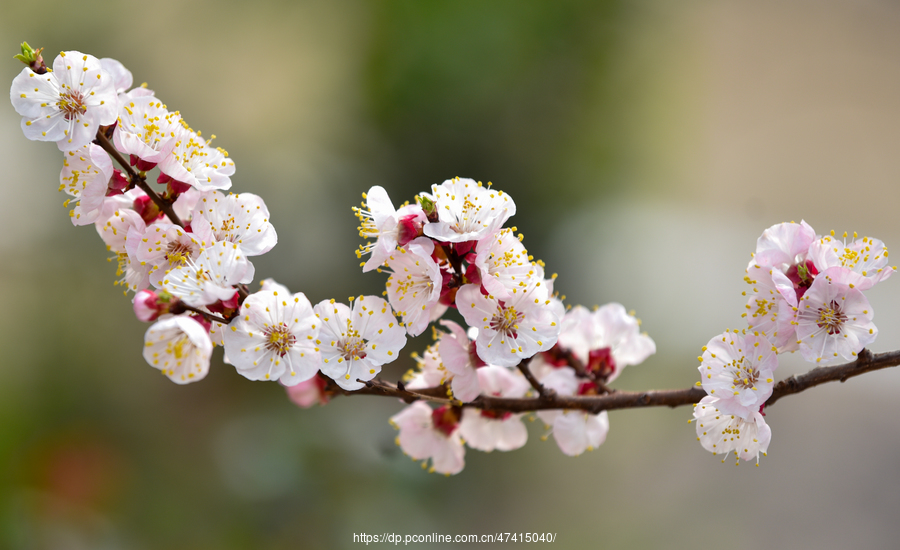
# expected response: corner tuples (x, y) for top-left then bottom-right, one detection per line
(343, 348), (900, 415)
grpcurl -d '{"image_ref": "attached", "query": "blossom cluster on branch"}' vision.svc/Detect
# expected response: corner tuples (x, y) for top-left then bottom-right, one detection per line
(8, 44), (897, 476)
(691, 221), (894, 464)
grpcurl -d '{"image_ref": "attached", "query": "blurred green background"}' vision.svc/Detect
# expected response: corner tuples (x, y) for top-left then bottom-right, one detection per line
(4, 0), (900, 548)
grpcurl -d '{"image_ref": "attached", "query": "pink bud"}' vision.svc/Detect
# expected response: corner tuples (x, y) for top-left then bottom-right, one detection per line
(285, 375), (331, 408)
(133, 290), (161, 322)
(133, 195), (163, 224)
(107, 170), (129, 195)
(396, 214), (424, 247)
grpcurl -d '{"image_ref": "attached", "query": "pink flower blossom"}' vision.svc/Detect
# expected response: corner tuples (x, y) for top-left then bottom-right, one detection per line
(390, 402), (465, 475)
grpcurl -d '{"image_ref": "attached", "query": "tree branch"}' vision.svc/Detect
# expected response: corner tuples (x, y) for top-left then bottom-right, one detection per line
(336, 348), (900, 415)
(94, 131), (185, 228)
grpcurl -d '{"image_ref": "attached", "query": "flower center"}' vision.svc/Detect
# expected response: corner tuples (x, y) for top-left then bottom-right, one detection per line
(431, 405), (461, 436)
(728, 356), (759, 389)
(490, 304), (523, 337)
(57, 90), (87, 121)
(171, 336), (189, 360)
(264, 324), (295, 357)
(339, 334), (368, 361)
(453, 196), (482, 233)
(166, 241), (194, 266)
(816, 300), (847, 335)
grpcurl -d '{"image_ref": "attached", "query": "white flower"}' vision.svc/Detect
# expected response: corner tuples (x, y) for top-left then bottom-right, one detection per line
(551, 410), (610, 457)
(315, 296), (408, 391)
(390, 402), (465, 475)
(161, 241), (251, 307)
(259, 278), (291, 295)
(743, 263), (796, 347)
(691, 396), (771, 465)
(808, 231), (896, 291)
(10, 51), (118, 151)
(406, 342), (448, 390)
(792, 267), (877, 363)
(97, 206), (145, 254)
(191, 191), (277, 256)
(59, 144), (113, 226)
(698, 330), (778, 418)
(751, 220), (816, 271)
(456, 281), (559, 367)
(384, 237), (445, 336)
(100, 57), (134, 96)
(458, 366), (530, 452)
(436, 320), (484, 402)
(423, 178), (516, 243)
(556, 304), (655, 383)
(96, 206), (151, 293)
(223, 290), (322, 385)
(474, 227), (540, 301)
(353, 186), (425, 272)
(157, 125), (234, 192)
(143, 315), (213, 384)
(134, 223), (209, 288)
(113, 96), (182, 165)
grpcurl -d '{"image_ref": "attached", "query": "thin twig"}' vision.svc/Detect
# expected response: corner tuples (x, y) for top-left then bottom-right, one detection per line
(94, 131), (185, 228)
(178, 304), (230, 325)
(517, 357), (553, 397)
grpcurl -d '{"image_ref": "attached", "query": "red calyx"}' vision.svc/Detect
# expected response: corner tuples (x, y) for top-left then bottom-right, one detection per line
(396, 214), (424, 247)
(129, 154), (157, 172)
(133, 195), (164, 224)
(587, 347), (616, 380)
(785, 260), (819, 300)
(540, 344), (571, 368)
(431, 405), (461, 437)
(106, 170), (129, 196)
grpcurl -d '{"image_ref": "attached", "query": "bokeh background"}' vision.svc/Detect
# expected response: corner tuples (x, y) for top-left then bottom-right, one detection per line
(3, 0), (900, 548)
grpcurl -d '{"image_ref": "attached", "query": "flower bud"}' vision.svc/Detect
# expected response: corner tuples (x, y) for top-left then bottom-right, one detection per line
(133, 290), (161, 321)
(396, 214), (424, 247)
(107, 169), (129, 195)
(417, 193), (438, 222)
(285, 374), (331, 408)
(133, 194), (163, 224)
(13, 42), (47, 74)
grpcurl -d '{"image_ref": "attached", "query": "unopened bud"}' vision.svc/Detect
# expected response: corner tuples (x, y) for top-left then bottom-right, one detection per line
(107, 169), (129, 195)
(417, 194), (438, 221)
(133, 290), (161, 321)
(14, 41), (47, 74)
(133, 195), (163, 224)
(396, 214), (424, 247)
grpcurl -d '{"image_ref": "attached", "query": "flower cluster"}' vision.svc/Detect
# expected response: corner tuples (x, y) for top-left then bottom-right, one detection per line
(9, 48), (411, 391)
(691, 221), (895, 464)
(351, 182), (656, 473)
(20, 45), (890, 478)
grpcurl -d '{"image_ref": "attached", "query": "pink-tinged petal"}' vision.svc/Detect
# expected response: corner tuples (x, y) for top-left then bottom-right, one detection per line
(553, 411), (609, 456)
(450, 368), (481, 402)
(100, 57), (133, 93)
(754, 220), (816, 268)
